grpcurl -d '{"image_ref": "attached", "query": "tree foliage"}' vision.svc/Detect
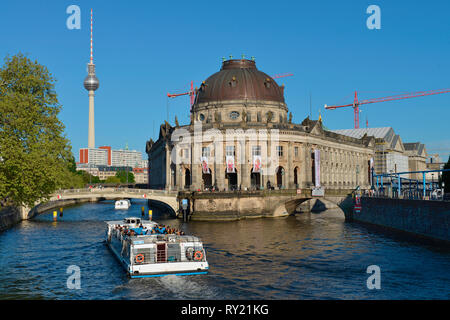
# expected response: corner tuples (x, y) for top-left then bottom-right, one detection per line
(0, 54), (74, 207)
(115, 170), (135, 183)
(105, 176), (121, 184)
(79, 170), (100, 184)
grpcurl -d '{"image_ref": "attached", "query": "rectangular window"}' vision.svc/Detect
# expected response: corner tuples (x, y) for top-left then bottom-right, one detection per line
(257, 112), (261, 122)
(277, 146), (283, 157)
(294, 147), (298, 157)
(202, 147), (210, 158)
(226, 146), (235, 156)
(252, 145), (261, 156)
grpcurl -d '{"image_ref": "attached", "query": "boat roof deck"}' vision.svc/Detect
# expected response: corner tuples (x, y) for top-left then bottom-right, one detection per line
(130, 234), (203, 244)
(105, 219), (203, 243)
(105, 219), (158, 227)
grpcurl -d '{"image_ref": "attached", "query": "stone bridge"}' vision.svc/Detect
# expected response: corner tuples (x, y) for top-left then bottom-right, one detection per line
(179, 188), (356, 221)
(19, 188), (355, 222)
(54, 188), (179, 211)
(21, 188), (179, 220)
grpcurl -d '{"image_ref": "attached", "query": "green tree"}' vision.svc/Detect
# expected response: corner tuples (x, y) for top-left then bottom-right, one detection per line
(115, 170), (135, 183)
(0, 54), (73, 207)
(80, 170), (100, 185)
(105, 176), (121, 184)
(443, 156), (450, 193)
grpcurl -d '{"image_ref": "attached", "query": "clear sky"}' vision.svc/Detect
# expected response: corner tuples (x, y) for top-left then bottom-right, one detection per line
(1, 0), (449, 162)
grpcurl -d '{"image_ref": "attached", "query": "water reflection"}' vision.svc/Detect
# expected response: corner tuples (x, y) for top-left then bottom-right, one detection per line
(0, 200), (448, 299)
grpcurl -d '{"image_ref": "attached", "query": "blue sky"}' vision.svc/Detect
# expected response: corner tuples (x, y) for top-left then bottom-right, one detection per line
(0, 0), (449, 161)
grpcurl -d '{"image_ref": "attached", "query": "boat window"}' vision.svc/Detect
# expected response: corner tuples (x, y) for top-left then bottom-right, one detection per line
(131, 220), (135, 224)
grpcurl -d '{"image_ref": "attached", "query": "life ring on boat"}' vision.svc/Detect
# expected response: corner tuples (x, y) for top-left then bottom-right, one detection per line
(193, 250), (203, 261)
(135, 254), (145, 263)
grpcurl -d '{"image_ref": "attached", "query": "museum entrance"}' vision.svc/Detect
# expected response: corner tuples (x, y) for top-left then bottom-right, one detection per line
(202, 172), (212, 190)
(226, 169), (238, 191)
(250, 169), (261, 190)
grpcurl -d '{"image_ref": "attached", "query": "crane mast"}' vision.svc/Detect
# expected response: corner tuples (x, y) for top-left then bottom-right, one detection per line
(325, 88), (450, 129)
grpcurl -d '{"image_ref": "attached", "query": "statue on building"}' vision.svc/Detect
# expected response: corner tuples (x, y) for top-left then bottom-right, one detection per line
(242, 110), (247, 122)
(175, 115), (179, 127)
(145, 139), (154, 153)
(266, 111), (273, 123)
(288, 112), (292, 124)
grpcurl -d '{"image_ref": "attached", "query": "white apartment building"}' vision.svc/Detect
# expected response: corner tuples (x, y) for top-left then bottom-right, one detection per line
(111, 149), (143, 168)
(79, 148), (109, 166)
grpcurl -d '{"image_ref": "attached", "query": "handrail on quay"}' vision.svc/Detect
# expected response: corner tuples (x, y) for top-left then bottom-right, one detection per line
(367, 168), (449, 201)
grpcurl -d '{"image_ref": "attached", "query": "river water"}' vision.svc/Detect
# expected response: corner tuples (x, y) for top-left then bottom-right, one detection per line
(0, 200), (449, 300)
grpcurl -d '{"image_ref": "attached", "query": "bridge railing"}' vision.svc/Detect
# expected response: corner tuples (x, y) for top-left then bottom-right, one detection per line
(361, 188), (448, 201)
(55, 188), (176, 196)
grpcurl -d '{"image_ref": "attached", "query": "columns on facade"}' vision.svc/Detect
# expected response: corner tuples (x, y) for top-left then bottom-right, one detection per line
(287, 141), (293, 188)
(191, 132), (201, 190)
(165, 146), (170, 190)
(305, 143), (312, 187)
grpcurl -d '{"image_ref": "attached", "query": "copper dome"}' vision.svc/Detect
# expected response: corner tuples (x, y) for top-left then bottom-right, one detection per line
(195, 59), (285, 104)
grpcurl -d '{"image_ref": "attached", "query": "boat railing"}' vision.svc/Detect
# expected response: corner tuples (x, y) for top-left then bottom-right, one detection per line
(132, 246), (206, 265)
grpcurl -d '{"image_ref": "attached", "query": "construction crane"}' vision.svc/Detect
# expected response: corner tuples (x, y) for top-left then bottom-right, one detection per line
(324, 88), (450, 129)
(167, 80), (196, 109)
(167, 73), (293, 110)
(272, 73), (294, 79)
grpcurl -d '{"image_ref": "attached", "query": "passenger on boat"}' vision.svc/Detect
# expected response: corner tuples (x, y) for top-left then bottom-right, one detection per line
(130, 227), (149, 235)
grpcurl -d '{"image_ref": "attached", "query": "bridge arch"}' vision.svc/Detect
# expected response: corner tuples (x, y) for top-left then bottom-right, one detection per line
(272, 195), (353, 218)
(24, 188), (179, 220)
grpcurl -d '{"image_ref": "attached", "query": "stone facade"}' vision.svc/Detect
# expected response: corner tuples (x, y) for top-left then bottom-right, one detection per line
(404, 142), (428, 180)
(147, 59), (375, 192)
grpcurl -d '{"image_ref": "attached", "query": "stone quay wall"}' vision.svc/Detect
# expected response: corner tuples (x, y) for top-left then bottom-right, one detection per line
(356, 197), (450, 243)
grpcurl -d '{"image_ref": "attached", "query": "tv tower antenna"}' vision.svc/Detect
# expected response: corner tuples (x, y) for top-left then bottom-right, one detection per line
(83, 8), (100, 149)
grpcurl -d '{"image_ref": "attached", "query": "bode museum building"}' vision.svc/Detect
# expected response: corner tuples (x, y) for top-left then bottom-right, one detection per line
(146, 58), (375, 192)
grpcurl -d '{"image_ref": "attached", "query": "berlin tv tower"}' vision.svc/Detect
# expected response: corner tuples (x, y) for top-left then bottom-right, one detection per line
(83, 8), (99, 149)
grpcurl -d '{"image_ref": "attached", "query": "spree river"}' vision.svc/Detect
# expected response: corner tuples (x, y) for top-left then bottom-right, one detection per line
(0, 200), (449, 300)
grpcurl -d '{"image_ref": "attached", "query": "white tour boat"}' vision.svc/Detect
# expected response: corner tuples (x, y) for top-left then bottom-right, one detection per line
(115, 199), (131, 210)
(105, 217), (209, 278)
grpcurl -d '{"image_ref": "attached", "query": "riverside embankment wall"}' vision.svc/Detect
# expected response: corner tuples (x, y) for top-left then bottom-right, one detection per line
(356, 197), (450, 243)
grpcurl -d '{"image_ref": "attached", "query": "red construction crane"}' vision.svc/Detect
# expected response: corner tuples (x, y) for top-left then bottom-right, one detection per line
(272, 73), (294, 79)
(167, 80), (195, 107)
(324, 88), (450, 129)
(167, 73), (293, 110)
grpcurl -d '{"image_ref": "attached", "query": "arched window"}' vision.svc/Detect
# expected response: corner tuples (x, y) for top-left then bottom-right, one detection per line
(276, 166), (284, 189)
(185, 169), (191, 188)
(294, 166), (299, 187)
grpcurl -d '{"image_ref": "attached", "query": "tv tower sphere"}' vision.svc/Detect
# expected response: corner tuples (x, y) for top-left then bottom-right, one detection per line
(84, 70), (99, 91)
